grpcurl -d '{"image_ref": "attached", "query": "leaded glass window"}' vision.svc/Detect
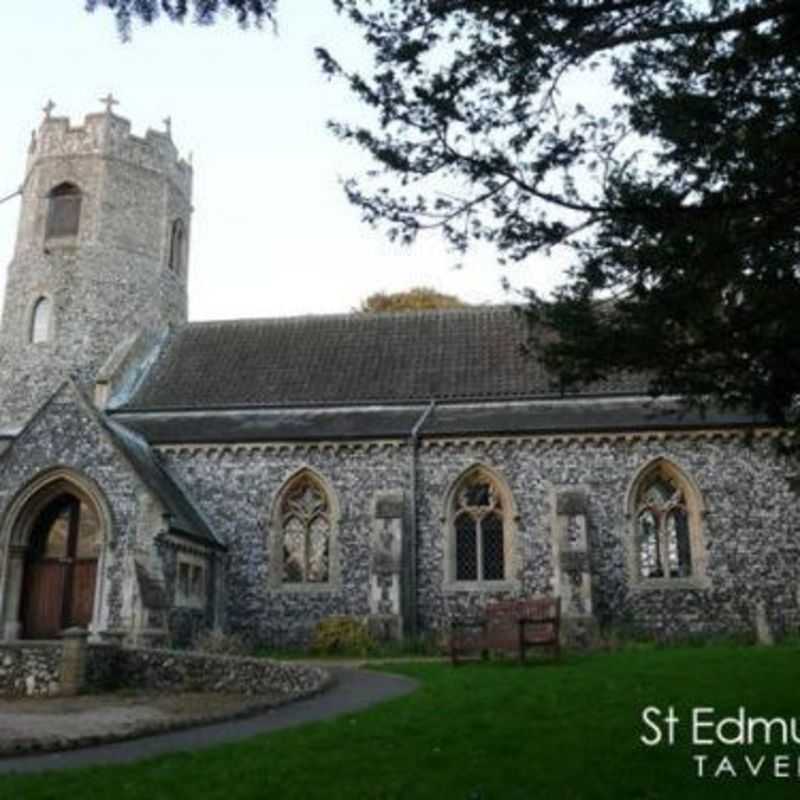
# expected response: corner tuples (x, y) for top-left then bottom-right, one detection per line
(455, 514), (477, 580)
(45, 182), (81, 239)
(634, 471), (693, 579)
(279, 474), (331, 584)
(452, 470), (507, 583)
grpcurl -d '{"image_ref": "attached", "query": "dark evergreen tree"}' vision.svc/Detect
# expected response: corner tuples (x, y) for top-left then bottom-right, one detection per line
(85, 0), (275, 37)
(316, 1), (800, 426)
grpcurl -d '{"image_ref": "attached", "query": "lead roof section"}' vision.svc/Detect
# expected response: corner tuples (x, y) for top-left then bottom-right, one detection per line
(111, 399), (764, 445)
(122, 306), (647, 411)
(106, 418), (224, 548)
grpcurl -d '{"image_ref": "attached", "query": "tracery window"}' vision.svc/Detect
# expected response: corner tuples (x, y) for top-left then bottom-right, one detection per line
(278, 473), (331, 584)
(451, 468), (508, 583)
(30, 296), (52, 343)
(633, 463), (698, 581)
(45, 182), (81, 239)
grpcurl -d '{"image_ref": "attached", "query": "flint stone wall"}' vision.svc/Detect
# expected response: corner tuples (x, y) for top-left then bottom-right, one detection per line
(99, 646), (327, 697)
(0, 641), (327, 699)
(162, 432), (800, 645)
(159, 445), (411, 647)
(0, 641), (62, 696)
(418, 435), (800, 639)
(0, 246), (185, 427)
(86, 641), (125, 691)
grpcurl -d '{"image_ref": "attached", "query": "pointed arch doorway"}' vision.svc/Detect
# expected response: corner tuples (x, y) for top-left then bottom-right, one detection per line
(0, 470), (110, 641)
(21, 492), (102, 639)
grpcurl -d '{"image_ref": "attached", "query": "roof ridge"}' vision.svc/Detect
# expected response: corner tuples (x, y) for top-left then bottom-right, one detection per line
(183, 304), (518, 328)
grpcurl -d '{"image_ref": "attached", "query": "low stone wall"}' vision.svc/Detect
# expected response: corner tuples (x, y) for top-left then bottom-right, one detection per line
(1, 640), (328, 700)
(0, 642), (63, 696)
(86, 641), (126, 691)
(108, 647), (328, 697)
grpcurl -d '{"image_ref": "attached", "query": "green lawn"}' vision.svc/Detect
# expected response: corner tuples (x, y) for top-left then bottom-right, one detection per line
(3, 645), (800, 799)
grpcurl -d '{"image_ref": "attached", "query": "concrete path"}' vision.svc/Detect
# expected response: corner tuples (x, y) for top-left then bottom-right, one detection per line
(0, 667), (417, 774)
(0, 690), (290, 753)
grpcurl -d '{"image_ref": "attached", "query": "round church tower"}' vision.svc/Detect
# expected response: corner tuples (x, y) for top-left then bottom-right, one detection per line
(0, 99), (192, 428)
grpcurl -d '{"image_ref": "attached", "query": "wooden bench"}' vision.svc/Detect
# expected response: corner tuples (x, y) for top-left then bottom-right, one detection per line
(450, 597), (561, 665)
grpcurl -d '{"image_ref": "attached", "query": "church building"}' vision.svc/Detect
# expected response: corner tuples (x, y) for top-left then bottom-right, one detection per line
(0, 103), (797, 648)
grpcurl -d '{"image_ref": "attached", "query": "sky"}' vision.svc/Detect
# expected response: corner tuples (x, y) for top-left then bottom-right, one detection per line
(0, 1), (574, 321)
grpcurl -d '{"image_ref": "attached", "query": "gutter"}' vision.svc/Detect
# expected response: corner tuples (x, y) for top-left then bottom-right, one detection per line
(113, 390), (651, 415)
(407, 399), (436, 639)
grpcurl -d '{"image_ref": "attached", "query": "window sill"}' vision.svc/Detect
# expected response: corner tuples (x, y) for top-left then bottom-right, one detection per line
(175, 597), (206, 609)
(269, 581), (338, 594)
(43, 235), (78, 251)
(630, 576), (710, 592)
(443, 579), (519, 593)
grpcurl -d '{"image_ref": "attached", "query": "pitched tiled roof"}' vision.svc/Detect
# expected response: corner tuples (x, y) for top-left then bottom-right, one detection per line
(124, 307), (645, 410)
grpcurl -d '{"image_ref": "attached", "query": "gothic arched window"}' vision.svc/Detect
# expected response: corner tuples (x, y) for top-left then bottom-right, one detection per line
(30, 297), (52, 343)
(169, 219), (185, 272)
(45, 182), (82, 239)
(277, 472), (332, 584)
(629, 459), (706, 584)
(448, 467), (512, 584)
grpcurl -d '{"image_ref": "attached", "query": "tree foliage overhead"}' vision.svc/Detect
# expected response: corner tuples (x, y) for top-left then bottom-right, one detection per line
(359, 287), (467, 313)
(85, 0), (275, 37)
(318, 1), (800, 425)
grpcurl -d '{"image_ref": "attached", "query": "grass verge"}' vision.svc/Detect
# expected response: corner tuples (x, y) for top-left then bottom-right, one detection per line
(2, 645), (800, 799)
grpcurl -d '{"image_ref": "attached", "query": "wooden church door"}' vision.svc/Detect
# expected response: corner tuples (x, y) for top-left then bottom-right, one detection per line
(21, 494), (101, 639)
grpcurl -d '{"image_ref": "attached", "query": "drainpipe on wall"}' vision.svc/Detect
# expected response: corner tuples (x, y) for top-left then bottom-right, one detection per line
(407, 399), (436, 640)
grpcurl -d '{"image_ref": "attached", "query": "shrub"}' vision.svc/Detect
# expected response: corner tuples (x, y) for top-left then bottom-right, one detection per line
(191, 628), (251, 657)
(311, 616), (375, 657)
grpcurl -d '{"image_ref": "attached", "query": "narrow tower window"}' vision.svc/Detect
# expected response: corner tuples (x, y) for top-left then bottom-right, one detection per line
(45, 183), (82, 239)
(169, 219), (185, 272)
(30, 297), (51, 344)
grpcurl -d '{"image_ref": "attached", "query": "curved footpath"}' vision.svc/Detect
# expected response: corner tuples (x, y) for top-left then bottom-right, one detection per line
(0, 667), (417, 774)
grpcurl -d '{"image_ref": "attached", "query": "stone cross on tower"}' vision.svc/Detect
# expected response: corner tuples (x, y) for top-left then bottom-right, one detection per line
(163, 116), (172, 138)
(99, 93), (119, 114)
(42, 100), (55, 120)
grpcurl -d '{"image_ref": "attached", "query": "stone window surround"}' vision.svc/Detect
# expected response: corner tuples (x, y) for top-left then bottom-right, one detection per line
(267, 466), (342, 593)
(441, 463), (520, 593)
(43, 181), (83, 245)
(624, 456), (711, 592)
(0, 467), (114, 642)
(25, 292), (56, 346)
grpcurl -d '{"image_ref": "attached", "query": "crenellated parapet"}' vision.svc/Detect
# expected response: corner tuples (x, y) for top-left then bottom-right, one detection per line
(27, 109), (192, 199)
